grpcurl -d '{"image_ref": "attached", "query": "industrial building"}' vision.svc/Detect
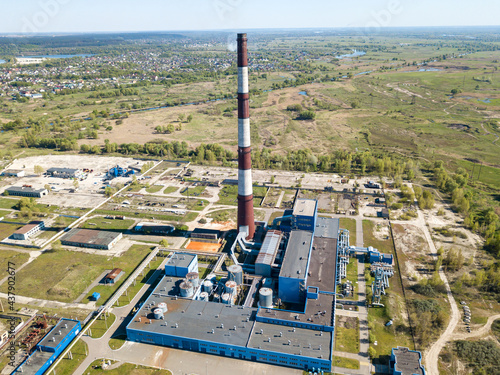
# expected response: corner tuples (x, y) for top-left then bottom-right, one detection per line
(127, 201), (339, 372)
(12, 319), (81, 375)
(46, 167), (82, 179)
(191, 228), (220, 243)
(134, 222), (174, 235)
(292, 198), (317, 231)
(104, 268), (124, 284)
(11, 221), (45, 240)
(60, 228), (122, 250)
(390, 347), (426, 375)
(1, 169), (25, 177)
(5, 186), (48, 198)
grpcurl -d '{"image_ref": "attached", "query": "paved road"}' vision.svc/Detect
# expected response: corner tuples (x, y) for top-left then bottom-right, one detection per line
(0, 292), (94, 310)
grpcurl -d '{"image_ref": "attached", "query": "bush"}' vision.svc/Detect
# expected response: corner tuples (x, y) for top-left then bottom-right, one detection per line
(298, 110), (316, 120)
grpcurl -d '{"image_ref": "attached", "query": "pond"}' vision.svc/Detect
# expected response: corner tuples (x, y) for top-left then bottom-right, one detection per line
(299, 91), (308, 96)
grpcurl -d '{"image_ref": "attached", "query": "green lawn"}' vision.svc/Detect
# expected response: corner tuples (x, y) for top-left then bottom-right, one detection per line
(0, 198), (19, 210)
(362, 220), (394, 253)
(52, 339), (88, 375)
(89, 313), (116, 338)
(1, 244), (155, 302)
(81, 217), (135, 231)
(339, 218), (357, 246)
(332, 356), (360, 369)
(180, 185), (206, 197)
(83, 361), (172, 375)
(335, 317), (360, 354)
(0, 209), (13, 217)
(108, 335), (127, 350)
(85, 252), (165, 306)
(0, 222), (23, 238)
(0, 251), (30, 273)
(217, 185), (268, 207)
(146, 185), (164, 194)
(163, 186), (178, 194)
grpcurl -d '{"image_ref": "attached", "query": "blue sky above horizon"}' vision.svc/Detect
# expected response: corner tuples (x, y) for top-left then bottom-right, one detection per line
(1, 0), (499, 34)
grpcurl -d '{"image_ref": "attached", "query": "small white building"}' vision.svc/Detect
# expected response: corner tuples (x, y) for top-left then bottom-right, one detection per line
(1, 170), (25, 178)
(11, 221), (45, 240)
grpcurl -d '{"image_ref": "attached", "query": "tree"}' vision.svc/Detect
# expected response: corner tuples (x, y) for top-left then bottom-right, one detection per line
(167, 124), (175, 134)
(73, 179), (79, 189)
(104, 186), (114, 197)
(178, 114), (185, 123)
(34, 165), (44, 175)
(187, 114), (193, 123)
(159, 239), (169, 248)
(298, 110), (316, 120)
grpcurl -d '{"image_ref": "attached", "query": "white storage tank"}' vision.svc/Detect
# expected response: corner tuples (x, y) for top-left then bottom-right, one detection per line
(157, 302), (168, 313)
(221, 293), (232, 305)
(206, 273), (217, 282)
(225, 280), (237, 295)
(259, 288), (273, 308)
(199, 292), (209, 301)
(179, 280), (194, 298)
(213, 293), (220, 303)
(228, 264), (243, 285)
(186, 272), (200, 288)
(202, 280), (213, 293)
(153, 308), (164, 320)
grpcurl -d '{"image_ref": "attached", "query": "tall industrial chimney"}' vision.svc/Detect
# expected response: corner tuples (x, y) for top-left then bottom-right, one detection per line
(237, 33), (255, 239)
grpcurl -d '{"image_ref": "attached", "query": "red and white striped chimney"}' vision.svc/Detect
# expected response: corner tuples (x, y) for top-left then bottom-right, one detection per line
(237, 33), (255, 239)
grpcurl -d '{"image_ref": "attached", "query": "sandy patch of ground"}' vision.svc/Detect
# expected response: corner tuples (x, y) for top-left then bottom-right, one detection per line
(185, 240), (222, 253)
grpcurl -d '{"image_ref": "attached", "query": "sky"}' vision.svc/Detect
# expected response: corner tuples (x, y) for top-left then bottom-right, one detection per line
(0, 0), (499, 34)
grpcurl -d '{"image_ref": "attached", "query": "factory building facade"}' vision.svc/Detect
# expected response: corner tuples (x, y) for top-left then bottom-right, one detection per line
(5, 186), (48, 198)
(11, 221), (45, 240)
(46, 167), (82, 179)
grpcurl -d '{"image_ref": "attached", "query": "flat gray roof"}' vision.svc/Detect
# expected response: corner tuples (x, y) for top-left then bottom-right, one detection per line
(47, 167), (79, 173)
(61, 228), (121, 246)
(6, 186), (46, 194)
(127, 276), (256, 347)
(38, 319), (79, 349)
(16, 350), (52, 375)
(256, 230), (281, 266)
(248, 322), (331, 359)
(279, 230), (312, 279)
(166, 253), (197, 269)
(315, 217), (339, 239)
(293, 198), (317, 217)
(309, 236), (337, 293)
(393, 347), (424, 375)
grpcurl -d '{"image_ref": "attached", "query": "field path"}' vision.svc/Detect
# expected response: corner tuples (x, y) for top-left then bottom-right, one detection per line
(418, 208), (460, 375)
(480, 122), (500, 145)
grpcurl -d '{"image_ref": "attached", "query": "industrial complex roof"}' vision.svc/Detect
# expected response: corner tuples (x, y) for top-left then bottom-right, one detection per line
(127, 277), (257, 347)
(165, 253), (197, 269)
(256, 230), (282, 266)
(257, 292), (335, 327)
(279, 230), (313, 279)
(61, 228), (121, 246)
(293, 198), (317, 217)
(47, 167), (79, 173)
(16, 350), (52, 375)
(393, 347), (425, 375)
(38, 319), (79, 349)
(309, 236), (337, 293)
(315, 217), (339, 239)
(248, 322), (332, 359)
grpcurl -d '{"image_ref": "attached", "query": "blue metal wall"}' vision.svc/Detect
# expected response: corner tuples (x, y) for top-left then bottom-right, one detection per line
(126, 328), (331, 372)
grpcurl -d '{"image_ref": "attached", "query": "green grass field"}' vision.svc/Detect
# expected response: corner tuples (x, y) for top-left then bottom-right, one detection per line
(180, 185), (206, 197)
(0, 251), (30, 274)
(217, 185), (268, 207)
(163, 186), (179, 194)
(146, 185), (164, 194)
(52, 339), (88, 375)
(1, 244), (155, 302)
(362, 220), (394, 254)
(89, 313), (116, 338)
(335, 317), (360, 354)
(332, 356), (360, 370)
(339, 218), (357, 246)
(0, 222), (23, 238)
(108, 335), (127, 350)
(81, 217), (135, 231)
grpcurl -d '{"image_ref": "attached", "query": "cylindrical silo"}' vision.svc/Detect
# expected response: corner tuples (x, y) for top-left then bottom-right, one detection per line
(225, 280), (238, 295)
(199, 292), (209, 302)
(221, 293), (232, 305)
(157, 302), (168, 313)
(179, 280), (194, 298)
(259, 288), (273, 308)
(186, 272), (200, 288)
(228, 264), (243, 285)
(213, 293), (220, 303)
(153, 308), (164, 320)
(206, 273), (217, 282)
(202, 280), (213, 293)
